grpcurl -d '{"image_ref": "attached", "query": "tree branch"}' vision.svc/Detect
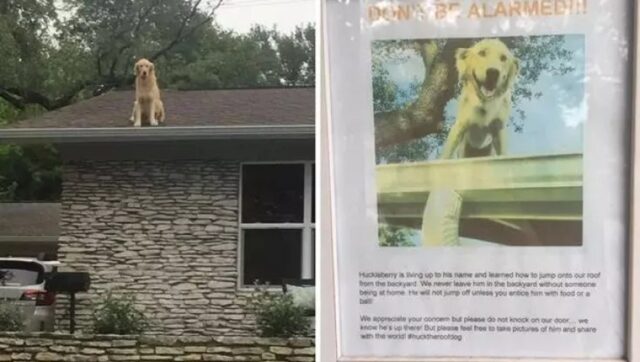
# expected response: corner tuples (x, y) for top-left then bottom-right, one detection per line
(150, 0), (223, 61)
(108, 0), (162, 78)
(0, 89), (26, 110)
(0, 79), (93, 111)
(374, 39), (472, 149)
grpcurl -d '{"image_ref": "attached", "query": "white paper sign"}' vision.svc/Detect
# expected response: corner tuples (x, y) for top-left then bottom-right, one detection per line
(326, 0), (630, 358)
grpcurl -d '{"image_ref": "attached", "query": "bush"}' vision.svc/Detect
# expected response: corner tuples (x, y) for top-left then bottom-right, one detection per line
(0, 302), (24, 331)
(250, 285), (310, 337)
(92, 292), (149, 335)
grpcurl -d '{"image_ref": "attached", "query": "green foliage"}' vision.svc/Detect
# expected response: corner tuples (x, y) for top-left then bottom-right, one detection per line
(371, 56), (399, 114)
(92, 292), (149, 335)
(0, 144), (61, 202)
(276, 24), (315, 86)
(0, 100), (24, 128)
(160, 24), (315, 90)
(0, 97), (60, 202)
(506, 35), (577, 132)
(250, 285), (310, 338)
(0, 0), (57, 91)
(379, 224), (415, 247)
(0, 0), (92, 105)
(377, 138), (434, 164)
(0, 302), (24, 332)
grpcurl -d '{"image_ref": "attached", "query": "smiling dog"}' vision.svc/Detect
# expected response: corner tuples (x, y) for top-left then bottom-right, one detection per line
(441, 39), (519, 159)
(130, 58), (165, 127)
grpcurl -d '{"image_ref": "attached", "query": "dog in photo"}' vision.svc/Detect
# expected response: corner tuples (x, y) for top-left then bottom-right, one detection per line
(441, 39), (519, 159)
(130, 58), (165, 127)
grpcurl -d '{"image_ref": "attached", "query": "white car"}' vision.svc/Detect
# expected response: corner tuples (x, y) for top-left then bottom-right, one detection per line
(0, 258), (60, 332)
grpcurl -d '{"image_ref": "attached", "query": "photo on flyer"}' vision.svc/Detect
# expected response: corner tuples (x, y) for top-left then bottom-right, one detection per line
(373, 35), (585, 247)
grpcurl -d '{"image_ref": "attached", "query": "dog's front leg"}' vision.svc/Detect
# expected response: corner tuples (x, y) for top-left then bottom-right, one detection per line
(130, 101), (138, 123)
(149, 99), (158, 126)
(441, 121), (466, 159)
(133, 101), (142, 127)
(492, 126), (507, 156)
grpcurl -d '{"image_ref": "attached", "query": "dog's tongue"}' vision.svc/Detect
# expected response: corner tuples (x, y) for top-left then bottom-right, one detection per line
(482, 86), (495, 97)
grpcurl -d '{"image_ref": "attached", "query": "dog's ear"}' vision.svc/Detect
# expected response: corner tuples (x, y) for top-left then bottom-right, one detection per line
(149, 62), (155, 74)
(455, 48), (468, 81)
(134, 63), (139, 76)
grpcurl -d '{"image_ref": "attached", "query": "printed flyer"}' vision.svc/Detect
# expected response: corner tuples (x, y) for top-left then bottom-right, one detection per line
(326, 0), (630, 358)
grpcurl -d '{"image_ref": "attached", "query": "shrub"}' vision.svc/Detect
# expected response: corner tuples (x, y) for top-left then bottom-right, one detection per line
(250, 284), (310, 337)
(92, 292), (149, 335)
(0, 302), (24, 331)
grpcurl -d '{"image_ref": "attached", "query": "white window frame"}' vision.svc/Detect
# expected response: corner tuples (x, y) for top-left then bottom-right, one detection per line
(238, 161), (315, 288)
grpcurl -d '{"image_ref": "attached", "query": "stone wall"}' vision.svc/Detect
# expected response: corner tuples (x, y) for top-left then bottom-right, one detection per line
(57, 160), (256, 335)
(0, 333), (314, 361)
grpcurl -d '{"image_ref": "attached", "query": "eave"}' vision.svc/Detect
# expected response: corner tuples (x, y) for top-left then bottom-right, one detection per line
(0, 125), (315, 144)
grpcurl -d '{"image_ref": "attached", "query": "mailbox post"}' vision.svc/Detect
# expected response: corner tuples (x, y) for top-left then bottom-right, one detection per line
(45, 272), (91, 334)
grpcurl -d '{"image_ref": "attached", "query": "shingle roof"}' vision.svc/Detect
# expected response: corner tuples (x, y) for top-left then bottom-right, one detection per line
(0, 203), (60, 238)
(7, 88), (314, 129)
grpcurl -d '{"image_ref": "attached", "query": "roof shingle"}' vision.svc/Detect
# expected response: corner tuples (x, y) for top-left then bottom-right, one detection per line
(8, 88), (314, 129)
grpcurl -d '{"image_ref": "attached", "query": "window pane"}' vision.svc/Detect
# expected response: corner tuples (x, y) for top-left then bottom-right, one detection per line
(242, 164), (304, 223)
(243, 229), (302, 286)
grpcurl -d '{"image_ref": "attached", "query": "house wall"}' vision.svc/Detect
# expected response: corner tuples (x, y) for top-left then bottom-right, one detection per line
(57, 159), (256, 336)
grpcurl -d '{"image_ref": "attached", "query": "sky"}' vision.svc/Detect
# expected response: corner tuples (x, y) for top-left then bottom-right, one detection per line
(215, 0), (315, 33)
(376, 35), (586, 160)
(54, 0), (315, 35)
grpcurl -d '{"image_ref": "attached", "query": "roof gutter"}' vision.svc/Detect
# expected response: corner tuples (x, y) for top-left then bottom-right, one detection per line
(0, 125), (315, 144)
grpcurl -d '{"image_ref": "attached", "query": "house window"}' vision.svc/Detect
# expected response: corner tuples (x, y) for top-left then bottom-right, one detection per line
(240, 162), (315, 286)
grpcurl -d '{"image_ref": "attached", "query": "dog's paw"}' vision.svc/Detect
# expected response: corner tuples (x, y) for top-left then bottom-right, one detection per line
(150, 118), (159, 126)
(133, 121), (142, 128)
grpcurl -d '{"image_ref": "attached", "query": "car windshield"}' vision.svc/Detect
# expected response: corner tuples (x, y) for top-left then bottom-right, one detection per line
(0, 261), (43, 286)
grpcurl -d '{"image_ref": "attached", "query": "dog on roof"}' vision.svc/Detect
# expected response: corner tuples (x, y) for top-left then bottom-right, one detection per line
(130, 58), (165, 127)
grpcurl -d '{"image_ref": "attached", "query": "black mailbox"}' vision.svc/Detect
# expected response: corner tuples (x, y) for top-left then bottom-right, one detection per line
(45, 272), (91, 293)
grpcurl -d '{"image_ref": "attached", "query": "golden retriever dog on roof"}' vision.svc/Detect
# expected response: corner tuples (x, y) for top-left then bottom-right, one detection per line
(441, 39), (519, 159)
(130, 58), (165, 127)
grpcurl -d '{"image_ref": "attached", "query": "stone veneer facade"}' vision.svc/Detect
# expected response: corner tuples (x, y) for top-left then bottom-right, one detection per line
(57, 160), (257, 335)
(0, 333), (314, 361)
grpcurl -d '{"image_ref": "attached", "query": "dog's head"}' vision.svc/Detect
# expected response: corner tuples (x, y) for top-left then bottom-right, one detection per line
(456, 39), (519, 99)
(134, 58), (155, 80)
